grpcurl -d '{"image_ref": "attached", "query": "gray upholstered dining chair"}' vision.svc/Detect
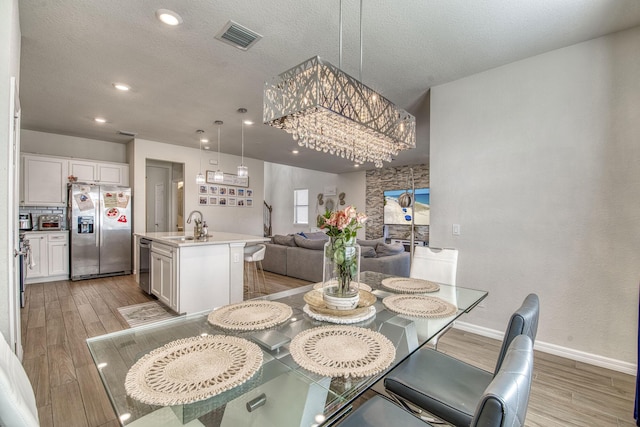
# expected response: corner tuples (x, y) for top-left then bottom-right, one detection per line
(0, 332), (40, 427)
(339, 334), (535, 427)
(384, 293), (539, 427)
(409, 246), (458, 349)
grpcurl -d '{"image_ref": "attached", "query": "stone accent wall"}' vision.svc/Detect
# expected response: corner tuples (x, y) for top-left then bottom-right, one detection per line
(365, 164), (429, 242)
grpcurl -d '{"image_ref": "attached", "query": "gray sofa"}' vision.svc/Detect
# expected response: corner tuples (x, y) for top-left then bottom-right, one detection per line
(261, 234), (410, 283)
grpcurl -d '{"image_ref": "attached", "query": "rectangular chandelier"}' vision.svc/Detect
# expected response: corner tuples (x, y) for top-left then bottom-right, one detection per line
(263, 56), (416, 167)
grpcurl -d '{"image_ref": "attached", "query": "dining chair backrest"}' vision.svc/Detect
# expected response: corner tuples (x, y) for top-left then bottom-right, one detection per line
(471, 334), (534, 427)
(494, 293), (539, 374)
(410, 247), (458, 286)
(0, 332), (40, 427)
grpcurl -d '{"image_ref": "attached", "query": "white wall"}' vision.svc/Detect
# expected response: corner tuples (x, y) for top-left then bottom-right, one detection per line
(21, 129), (128, 163)
(0, 0), (20, 344)
(264, 162), (339, 235)
(430, 26), (640, 369)
(132, 138), (264, 237)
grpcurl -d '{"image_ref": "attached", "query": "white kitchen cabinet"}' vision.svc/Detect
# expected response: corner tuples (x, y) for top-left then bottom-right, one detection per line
(22, 154), (68, 206)
(24, 232), (69, 284)
(47, 233), (69, 277)
(24, 233), (47, 280)
(69, 159), (129, 186)
(150, 242), (177, 311)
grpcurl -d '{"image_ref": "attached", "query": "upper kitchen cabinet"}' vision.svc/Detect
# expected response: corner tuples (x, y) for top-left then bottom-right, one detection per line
(69, 159), (129, 186)
(21, 154), (68, 206)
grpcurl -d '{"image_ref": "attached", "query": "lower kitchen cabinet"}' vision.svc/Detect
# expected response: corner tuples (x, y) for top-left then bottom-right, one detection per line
(24, 231), (70, 284)
(150, 242), (177, 311)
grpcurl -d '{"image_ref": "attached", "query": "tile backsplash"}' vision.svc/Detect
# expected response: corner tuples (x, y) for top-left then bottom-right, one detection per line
(19, 206), (67, 230)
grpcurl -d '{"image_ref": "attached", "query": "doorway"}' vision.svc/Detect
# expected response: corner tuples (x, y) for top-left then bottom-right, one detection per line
(145, 160), (184, 232)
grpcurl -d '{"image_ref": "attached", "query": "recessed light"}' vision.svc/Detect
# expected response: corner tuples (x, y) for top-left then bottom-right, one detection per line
(292, 150), (299, 154)
(200, 138), (209, 143)
(204, 146), (210, 150)
(354, 164), (360, 167)
(156, 9), (183, 26)
(243, 120), (253, 125)
(112, 83), (130, 91)
(94, 117), (107, 123)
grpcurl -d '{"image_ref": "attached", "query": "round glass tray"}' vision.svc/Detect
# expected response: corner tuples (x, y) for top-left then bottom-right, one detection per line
(303, 289), (376, 317)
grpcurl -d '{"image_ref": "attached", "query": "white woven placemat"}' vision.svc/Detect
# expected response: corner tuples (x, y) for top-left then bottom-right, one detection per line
(290, 325), (396, 379)
(207, 300), (292, 331)
(125, 335), (263, 406)
(382, 295), (458, 318)
(313, 281), (372, 292)
(303, 304), (376, 324)
(381, 277), (440, 294)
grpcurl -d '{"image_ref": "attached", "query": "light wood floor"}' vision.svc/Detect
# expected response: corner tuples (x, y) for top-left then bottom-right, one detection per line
(21, 273), (636, 426)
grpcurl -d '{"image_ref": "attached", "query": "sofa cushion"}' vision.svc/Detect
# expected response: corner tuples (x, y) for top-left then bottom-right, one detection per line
(357, 238), (385, 247)
(293, 234), (326, 250)
(272, 234), (296, 247)
(361, 246), (377, 258)
(376, 242), (405, 257)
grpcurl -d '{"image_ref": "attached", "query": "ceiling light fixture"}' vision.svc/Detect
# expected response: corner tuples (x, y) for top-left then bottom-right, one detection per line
(237, 108), (249, 178)
(292, 149), (299, 154)
(263, 0), (415, 168)
(112, 83), (130, 91)
(94, 117), (107, 123)
(156, 9), (183, 26)
(213, 121), (224, 182)
(195, 130), (206, 184)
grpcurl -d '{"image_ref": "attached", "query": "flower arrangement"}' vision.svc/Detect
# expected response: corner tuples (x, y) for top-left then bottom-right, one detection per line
(318, 206), (368, 296)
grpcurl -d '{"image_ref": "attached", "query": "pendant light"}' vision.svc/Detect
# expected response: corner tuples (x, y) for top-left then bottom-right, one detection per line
(237, 108), (249, 178)
(213, 120), (224, 182)
(195, 130), (206, 184)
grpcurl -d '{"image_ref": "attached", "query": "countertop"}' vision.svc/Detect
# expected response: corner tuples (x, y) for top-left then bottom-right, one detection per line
(134, 231), (269, 248)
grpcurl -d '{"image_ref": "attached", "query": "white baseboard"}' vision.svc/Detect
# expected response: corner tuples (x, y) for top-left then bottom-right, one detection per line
(454, 321), (637, 376)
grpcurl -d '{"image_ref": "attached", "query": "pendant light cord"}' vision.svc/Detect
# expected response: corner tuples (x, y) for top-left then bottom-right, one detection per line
(338, 0), (364, 81)
(241, 121), (245, 166)
(217, 125), (221, 166)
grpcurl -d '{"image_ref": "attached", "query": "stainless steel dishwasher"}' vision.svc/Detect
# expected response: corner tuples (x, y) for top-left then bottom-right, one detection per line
(138, 238), (152, 294)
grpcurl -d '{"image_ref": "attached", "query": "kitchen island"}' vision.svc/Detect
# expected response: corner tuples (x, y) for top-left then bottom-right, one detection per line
(134, 232), (269, 314)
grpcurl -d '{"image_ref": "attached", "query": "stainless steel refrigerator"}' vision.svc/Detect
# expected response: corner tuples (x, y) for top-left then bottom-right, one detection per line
(68, 183), (132, 280)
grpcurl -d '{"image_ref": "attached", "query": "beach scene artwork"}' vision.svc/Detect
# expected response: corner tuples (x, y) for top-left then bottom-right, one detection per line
(383, 188), (430, 225)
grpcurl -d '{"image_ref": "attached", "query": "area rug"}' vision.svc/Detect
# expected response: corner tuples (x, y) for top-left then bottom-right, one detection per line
(118, 301), (178, 327)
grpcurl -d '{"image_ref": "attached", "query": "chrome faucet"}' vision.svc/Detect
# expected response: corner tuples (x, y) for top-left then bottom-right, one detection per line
(186, 210), (204, 239)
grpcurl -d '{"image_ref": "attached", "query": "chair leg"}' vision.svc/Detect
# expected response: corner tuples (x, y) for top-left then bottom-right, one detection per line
(257, 260), (267, 294)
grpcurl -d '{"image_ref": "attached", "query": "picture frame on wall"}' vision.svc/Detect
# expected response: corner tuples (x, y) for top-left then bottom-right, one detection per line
(209, 197), (218, 205)
(209, 185), (219, 195)
(199, 196), (208, 205)
(237, 188), (245, 197)
(228, 197), (237, 206)
(199, 185), (208, 194)
(228, 188), (236, 196)
(246, 188), (253, 197)
(237, 198), (245, 207)
(246, 198), (253, 207)
(219, 186), (227, 196)
(219, 197), (227, 206)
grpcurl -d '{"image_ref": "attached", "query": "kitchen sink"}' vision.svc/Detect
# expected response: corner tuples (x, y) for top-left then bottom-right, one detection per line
(163, 235), (195, 241)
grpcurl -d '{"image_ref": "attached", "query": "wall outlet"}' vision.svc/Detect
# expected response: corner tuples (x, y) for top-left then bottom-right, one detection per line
(452, 224), (461, 235)
(233, 253), (240, 263)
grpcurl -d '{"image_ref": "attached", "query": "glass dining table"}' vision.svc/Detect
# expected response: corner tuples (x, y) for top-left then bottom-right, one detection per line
(87, 271), (487, 427)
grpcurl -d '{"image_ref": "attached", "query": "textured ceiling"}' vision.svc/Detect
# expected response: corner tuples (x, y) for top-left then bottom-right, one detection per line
(18, 0), (640, 174)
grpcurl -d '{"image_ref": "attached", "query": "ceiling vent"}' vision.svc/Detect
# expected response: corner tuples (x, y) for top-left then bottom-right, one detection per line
(215, 20), (262, 51)
(117, 130), (137, 137)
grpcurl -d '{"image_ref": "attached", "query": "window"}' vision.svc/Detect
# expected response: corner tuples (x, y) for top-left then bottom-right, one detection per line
(293, 189), (309, 224)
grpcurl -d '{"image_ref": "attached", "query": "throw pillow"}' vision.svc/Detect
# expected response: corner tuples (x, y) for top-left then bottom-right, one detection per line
(304, 231), (329, 241)
(376, 242), (405, 257)
(272, 234), (296, 247)
(357, 238), (385, 247)
(293, 234), (326, 250)
(360, 246), (377, 258)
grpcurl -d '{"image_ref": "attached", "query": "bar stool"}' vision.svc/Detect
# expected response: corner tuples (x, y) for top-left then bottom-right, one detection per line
(244, 244), (267, 296)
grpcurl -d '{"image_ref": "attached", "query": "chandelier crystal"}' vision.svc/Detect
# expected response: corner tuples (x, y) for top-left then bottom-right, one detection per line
(263, 56), (416, 167)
